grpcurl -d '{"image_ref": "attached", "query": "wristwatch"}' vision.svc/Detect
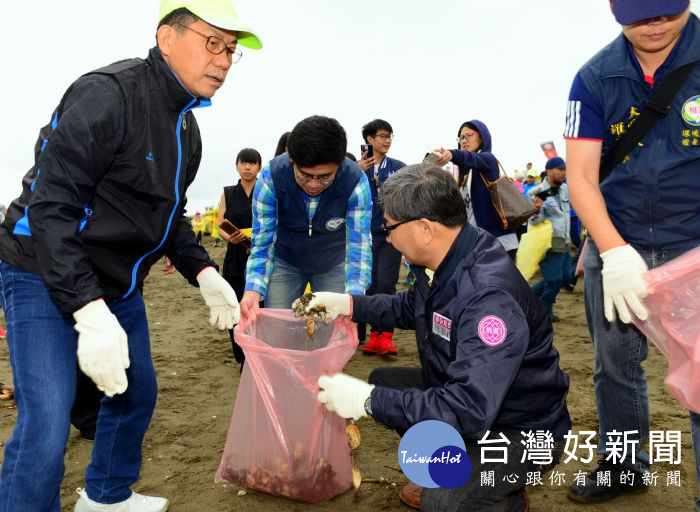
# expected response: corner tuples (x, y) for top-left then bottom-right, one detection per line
(364, 396), (373, 417)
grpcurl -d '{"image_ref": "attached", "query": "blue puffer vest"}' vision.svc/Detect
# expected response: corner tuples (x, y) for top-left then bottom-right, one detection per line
(270, 154), (363, 274)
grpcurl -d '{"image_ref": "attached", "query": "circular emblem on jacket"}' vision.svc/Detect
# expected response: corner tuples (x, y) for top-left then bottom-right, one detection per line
(477, 315), (507, 346)
(325, 217), (345, 231)
(682, 95), (700, 126)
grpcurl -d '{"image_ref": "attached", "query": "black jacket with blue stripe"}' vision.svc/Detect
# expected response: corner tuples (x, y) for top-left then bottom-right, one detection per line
(0, 47), (215, 316)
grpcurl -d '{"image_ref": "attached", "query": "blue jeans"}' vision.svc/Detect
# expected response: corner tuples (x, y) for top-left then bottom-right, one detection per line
(265, 258), (345, 309)
(532, 249), (573, 314)
(0, 262), (158, 512)
(584, 240), (700, 506)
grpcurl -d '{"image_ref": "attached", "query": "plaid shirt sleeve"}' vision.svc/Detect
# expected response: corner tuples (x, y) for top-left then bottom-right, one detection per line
(244, 165), (277, 298)
(344, 172), (372, 294)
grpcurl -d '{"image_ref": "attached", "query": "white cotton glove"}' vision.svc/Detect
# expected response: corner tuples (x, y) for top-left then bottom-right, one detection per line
(73, 299), (130, 397)
(600, 244), (649, 323)
(196, 267), (240, 329)
(317, 373), (374, 421)
(300, 292), (352, 319)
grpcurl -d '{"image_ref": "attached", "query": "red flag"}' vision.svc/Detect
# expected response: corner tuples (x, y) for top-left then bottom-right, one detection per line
(541, 141), (558, 160)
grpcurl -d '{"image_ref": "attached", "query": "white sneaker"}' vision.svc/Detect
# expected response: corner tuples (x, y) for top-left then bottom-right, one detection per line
(75, 487), (169, 512)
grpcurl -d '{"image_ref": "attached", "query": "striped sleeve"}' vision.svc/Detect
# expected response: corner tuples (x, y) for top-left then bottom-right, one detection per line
(563, 72), (605, 141)
(344, 173), (372, 295)
(244, 165), (277, 297)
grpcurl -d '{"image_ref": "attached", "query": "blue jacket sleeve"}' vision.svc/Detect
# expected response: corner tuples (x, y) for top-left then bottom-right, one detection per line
(351, 289), (416, 331)
(28, 75), (125, 315)
(450, 150), (500, 181)
(370, 287), (530, 438)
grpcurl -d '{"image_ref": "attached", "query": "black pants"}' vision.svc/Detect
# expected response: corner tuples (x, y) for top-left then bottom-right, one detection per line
(70, 367), (103, 438)
(369, 367), (563, 512)
(361, 237), (402, 337)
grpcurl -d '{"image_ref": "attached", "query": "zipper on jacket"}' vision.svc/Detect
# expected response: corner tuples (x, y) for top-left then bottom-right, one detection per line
(120, 97), (211, 299)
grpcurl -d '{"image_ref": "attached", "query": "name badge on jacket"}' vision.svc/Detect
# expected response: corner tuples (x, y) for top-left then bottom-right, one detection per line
(432, 312), (452, 341)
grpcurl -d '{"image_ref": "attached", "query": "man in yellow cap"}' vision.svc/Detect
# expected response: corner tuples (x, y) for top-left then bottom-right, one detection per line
(0, 2), (260, 511)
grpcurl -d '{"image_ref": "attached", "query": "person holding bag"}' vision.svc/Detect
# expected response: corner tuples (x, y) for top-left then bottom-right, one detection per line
(564, 0), (700, 506)
(435, 120), (519, 259)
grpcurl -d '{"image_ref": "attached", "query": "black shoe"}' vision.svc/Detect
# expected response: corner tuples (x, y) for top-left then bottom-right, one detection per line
(567, 459), (647, 503)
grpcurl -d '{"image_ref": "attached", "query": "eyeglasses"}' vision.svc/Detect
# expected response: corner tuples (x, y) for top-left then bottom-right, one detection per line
(374, 133), (394, 141)
(295, 167), (336, 185)
(174, 22), (242, 63)
(457, 133), (478, 142)
(382, 218), (416, 236)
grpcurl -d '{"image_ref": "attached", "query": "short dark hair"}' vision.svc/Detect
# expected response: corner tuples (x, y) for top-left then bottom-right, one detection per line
(379, 164), (467, 228)
(362, 119), (393, 143)
(158, 8), (198, 29)
(287, 116), (347, 168)
(156, 8), (198, 43)
(236, 148), (262, 166)
(274, 131), (291, 157)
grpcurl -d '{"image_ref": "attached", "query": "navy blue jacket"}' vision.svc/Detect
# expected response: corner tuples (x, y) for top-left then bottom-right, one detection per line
(270, 154), (363, 274)
(578, 14), (700, 250)
(450, 120), (515, 238)
(365, 156), (406, 236)
(352, 225), (570, 439)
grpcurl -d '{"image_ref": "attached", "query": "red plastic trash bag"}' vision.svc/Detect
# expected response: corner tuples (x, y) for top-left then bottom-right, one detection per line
(632, 246), (700, 413)
(215, 308), (358, 503)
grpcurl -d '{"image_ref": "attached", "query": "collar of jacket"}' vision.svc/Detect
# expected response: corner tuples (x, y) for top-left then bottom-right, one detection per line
(600, 13), (700, 81)
(146, 46), (211, 113)
(409, 223), (478, 292)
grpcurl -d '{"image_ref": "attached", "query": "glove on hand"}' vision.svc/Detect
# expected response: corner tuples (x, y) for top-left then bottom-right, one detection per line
(317, 373), (374, 421)
(197, 267), (240, 329)
(73, 299), (130, 397)
(297, 292), (352, 319)
(600, 244), (649, 323)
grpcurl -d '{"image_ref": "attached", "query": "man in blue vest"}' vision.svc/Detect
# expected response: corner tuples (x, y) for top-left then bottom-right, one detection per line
(564, 0), (700, 506)
(240, 115), (372, 314)
(356, 119), (406, 355)
(0, 1), (258, 510)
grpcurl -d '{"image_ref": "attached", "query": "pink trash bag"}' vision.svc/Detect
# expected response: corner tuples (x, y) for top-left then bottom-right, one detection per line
(632, 246), (700, 413)
(215, 308), (358, 503)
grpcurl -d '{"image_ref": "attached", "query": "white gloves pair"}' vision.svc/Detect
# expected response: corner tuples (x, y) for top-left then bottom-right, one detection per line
(73, 267), (239, 397)
(300, 292), (352, 319)
(197, 267), (241, 329)
(318, 373), (374, 421)
(600, 244), (648, 323)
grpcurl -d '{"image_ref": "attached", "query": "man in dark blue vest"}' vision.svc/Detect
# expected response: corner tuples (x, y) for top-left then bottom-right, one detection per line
(240, 115), (372, 314)
(565, 0), (700, 506)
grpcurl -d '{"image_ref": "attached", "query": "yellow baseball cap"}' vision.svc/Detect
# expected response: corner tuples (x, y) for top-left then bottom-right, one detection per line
(159, 0), (262, 50)
(526, 169), (540, 178)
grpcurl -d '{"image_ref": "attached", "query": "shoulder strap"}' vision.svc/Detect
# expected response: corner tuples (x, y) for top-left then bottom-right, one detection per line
(599, 60), (697, 183)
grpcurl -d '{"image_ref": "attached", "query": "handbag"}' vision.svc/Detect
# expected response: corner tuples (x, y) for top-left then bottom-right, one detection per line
(479, 161), (537, 230)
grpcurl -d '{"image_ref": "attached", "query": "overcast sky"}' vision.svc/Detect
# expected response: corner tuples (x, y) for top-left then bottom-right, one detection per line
(1, 1), (697, 213)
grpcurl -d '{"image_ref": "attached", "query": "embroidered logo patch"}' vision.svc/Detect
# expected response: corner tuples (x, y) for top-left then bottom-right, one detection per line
(432, 313), (452, 341)
(682, 95), (700, 126)
(325, 217), (344, 231)
(477, 316), (507, 346)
